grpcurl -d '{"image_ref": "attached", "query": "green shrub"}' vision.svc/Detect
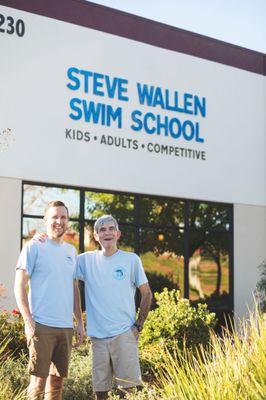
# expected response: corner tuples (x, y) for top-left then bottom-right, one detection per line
(256, 259), (266, 312)
(140, 288), (217, 352)
(63, 340), (93, 400)
(0, 309), (26, 357)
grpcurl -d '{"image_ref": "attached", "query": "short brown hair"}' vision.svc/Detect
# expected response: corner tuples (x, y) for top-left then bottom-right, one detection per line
(44, 200), (69, 218)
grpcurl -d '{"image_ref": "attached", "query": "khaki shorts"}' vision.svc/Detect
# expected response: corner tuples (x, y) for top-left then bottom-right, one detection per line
(28, 322), (73, 378)
(91, 329), (142, 392)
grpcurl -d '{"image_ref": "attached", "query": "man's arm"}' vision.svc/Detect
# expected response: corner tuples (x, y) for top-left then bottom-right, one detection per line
(73, 280), (84, 347)
(132, 283), (152, 337)
(14, 269), (35, 344)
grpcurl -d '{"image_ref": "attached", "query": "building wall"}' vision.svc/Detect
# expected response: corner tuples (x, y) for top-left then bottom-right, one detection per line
(234, 204), (266, 318)
(0, 177), (21, 310)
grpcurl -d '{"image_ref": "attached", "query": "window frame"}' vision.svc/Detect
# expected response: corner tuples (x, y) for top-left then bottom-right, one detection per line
(21, 180), (234, 315)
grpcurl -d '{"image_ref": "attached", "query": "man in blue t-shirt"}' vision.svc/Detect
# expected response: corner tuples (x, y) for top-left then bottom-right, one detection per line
(14, 201), (84, 400)
(76, 215), (152, 400)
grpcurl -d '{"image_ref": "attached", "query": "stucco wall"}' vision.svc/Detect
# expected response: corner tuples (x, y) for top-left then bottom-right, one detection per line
(0, 177), (21, 310)
(234, 204), (266, 318)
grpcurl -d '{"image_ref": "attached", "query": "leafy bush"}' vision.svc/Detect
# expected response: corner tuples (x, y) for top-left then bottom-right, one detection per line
(63, 340), (93, 400)
(256, 259), (266, 312)
(140, 288), (217, 352)
(0, 309), (26, 357)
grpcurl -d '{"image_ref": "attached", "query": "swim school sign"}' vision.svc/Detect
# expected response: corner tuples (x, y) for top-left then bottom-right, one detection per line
(0, 4), (265, 206)
(66, 67), (206, 160)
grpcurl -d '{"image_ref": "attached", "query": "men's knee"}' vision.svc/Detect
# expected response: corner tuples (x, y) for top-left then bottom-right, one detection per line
(29, 375), (47, 389)
(48, 375), (64, 389)
(95, 391), (109, 400)
(28, 375), (47, 398)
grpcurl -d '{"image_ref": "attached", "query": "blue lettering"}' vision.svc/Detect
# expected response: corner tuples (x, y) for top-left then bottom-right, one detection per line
(195, 122), (204, 142)
(106, 105), (122, 128)
(131, 110), (143, 131)
(144, 113), (156, 134)
(169, 118), (182, 139)
(67, 67), (80, 91)
(157, 115), (168, 136)
(117, 78), (129, 101)
(183, 93), (193, 115)
(93, 73), (104, 96)
(194, 96), (206, 117)
(79, 69), (93, 93)
(153, 87), (165, 108)
(182, 120), (195, 141)
(137, 83), (154, 106)
(69, 98), (82, 120)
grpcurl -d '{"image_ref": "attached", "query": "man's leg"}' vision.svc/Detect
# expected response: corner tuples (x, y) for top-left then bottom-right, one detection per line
(44, 375), (64, 400)
(91, 338), (113, 398)
(111, 330), (142, 394)
(27, 376), (47, 400)
(95, 391), (109, 400)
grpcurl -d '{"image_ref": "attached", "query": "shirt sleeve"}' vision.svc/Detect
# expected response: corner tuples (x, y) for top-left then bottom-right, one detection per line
(75, 254), (85, 281)
(133, 254), (148, 287)
(16, 241), (38, 277)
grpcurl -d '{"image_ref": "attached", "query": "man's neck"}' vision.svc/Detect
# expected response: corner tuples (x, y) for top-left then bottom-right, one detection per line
(47, 234), (64, 244)
(102, 246), (118, 257)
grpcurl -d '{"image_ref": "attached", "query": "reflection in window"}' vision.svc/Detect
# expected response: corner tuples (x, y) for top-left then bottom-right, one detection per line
(23, 184), (80, 218)
(140, 229), (184, 296)
(23, 217), (46, 245)
(22, 182), (233, 317)
(22, 219), (79, 251)
(189, 202), (230, 231)
(63, 222), (80, 251)
(85, 192), (134, 222)
(84, 222), (98, 252)
(139, 197), (184, 227)
(189, 232), (230, 309)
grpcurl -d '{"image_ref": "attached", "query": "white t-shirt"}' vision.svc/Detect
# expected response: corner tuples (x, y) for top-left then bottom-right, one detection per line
(16, 239), (77, 328)
(76, 249), (148, 338)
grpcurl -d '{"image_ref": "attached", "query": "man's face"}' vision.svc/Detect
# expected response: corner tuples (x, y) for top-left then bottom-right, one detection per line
(44, 206), (68, 239)
(94, 221), (121, 250)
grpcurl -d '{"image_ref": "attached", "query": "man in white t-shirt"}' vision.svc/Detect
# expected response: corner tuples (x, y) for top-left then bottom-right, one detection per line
(14, 201), (84, 400)
(76, 215), (152, 400)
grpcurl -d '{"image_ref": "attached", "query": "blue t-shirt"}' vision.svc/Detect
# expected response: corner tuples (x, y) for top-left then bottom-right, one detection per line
(76, 249), (148, 338)
(16, 238), (77, 328)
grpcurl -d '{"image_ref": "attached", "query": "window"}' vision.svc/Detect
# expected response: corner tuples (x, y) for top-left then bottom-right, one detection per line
(22, 182), (233, 316)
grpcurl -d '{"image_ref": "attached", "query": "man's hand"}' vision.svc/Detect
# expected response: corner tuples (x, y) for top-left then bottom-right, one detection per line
(74, 321), (84, 347)
(32, 233), (47, 242)
(24, 317), (35, 345)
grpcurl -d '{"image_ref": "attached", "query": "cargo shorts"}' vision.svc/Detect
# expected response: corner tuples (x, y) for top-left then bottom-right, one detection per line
(91, 328), (142, 392)
(28, 322), (73, 378)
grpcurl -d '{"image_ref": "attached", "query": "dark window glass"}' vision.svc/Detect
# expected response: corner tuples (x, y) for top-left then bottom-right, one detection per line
(85, 192), (134, 222)
(189, 202), (230, 232)
(139, 197), (184, 227)
(23, 218), (79, 251)
(22, 217), (45, 245)
(22, 182), (233, 318)
(23, 184), (80, 218)
(139, 228), (184, 297)
(189, 231), (230, 310)
(84, 222), (135, 252)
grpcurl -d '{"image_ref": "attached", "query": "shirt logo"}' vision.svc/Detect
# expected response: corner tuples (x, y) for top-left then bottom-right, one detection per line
(113, 267), (126, 280)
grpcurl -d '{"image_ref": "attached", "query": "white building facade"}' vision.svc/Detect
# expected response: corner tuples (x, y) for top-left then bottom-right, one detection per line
(0, 0), (265, 323)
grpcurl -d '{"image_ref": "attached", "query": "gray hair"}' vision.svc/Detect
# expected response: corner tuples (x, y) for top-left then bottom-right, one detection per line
(94, 215), (119, 233)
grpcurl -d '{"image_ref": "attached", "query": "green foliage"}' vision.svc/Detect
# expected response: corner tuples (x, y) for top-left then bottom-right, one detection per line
(63, 341), (93, 399)
(145, 271), (177, 303)
(0, 309), (27, 357)
(140, 288), (217, 352)
(256, 259), (266, 312)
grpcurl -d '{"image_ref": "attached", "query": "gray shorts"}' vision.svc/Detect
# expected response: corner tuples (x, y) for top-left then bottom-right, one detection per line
(91, 329), (142, 392)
